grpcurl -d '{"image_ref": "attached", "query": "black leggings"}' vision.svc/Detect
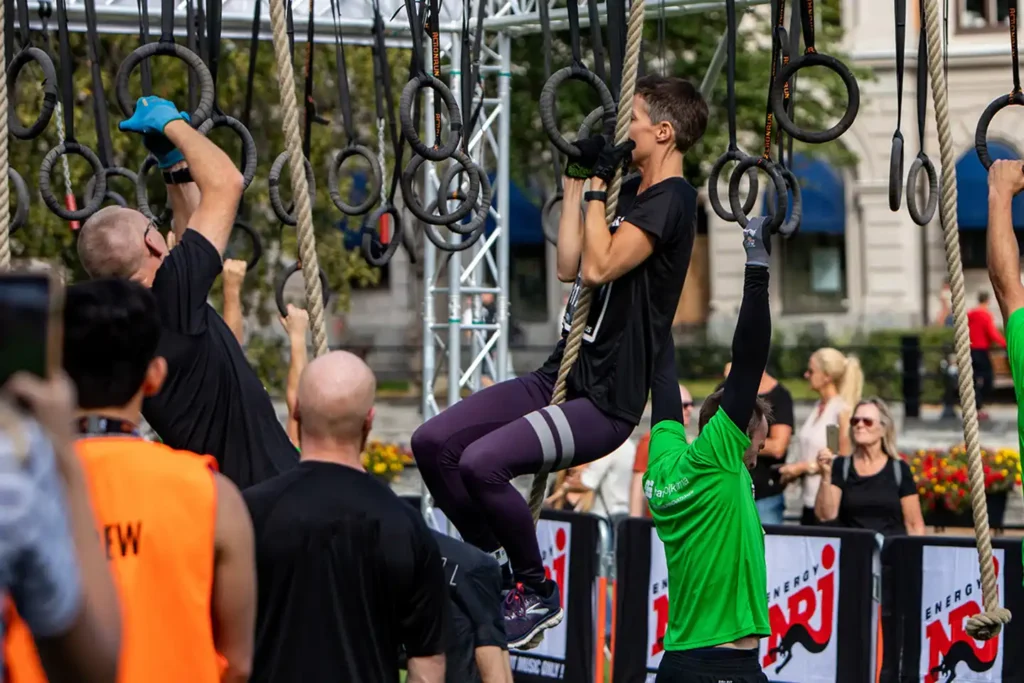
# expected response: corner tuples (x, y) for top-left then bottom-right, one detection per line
(412, 371), (634, 586)
(656, 648), (768, 683)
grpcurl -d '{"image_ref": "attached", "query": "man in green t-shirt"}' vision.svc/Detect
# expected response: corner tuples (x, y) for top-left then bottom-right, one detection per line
(643, 217), (773, 683)
(985, 160), (1024, 579)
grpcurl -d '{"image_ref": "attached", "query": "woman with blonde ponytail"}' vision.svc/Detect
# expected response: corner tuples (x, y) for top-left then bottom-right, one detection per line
(778, 348), (864, 525)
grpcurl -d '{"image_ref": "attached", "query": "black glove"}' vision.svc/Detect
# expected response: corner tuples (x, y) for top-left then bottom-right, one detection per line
(742, 216), (772, 267)
(592, 140), (636, 183)
(565, 135), (607, 180)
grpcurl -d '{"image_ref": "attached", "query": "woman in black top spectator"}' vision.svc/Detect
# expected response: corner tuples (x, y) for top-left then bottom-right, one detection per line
(814, 398), (926, 536)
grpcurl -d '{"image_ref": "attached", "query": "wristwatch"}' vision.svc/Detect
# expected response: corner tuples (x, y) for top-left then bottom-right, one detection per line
(584, 190), (608, 203)
(162, 167), (193, 185)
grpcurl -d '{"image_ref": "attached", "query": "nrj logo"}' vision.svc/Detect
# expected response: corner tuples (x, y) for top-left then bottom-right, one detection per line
(541, 527), (568, 609)
(762, 543), (836, 674)
(924, 557), (1000, 683)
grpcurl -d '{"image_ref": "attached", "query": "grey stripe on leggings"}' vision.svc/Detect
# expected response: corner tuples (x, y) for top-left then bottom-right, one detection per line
(525, 406), (577, 474)
(525, 412), (559, 474)
(542, 405), (576, 469)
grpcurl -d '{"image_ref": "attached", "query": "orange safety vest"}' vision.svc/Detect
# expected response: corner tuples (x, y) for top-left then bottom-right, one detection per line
(6, 438), (222, 683)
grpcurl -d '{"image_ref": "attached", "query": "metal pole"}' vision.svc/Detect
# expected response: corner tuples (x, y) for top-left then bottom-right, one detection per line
(446, 38), (464, 409)
(495, 32), (511, 382)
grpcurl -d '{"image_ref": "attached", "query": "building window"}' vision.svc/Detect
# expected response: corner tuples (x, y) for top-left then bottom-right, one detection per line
(959, 230), (1024, 269)
(958, 0), (1011, 31)
(779, 233), (848, 314)
(510, 244), (548, 322)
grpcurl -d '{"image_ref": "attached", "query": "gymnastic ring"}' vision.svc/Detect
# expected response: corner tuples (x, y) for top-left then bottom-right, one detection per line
(274, 262), (330, 319)
(197, 114), (258, 190)
(114, 42), (215, 128)
(268, 151), (317, 226)
(8, 168), (30, 235)
(421, 193), (487, 253)
(401, 151), (481, 229)
(399, 72), (463, 162)
(225, 219), (263, 272)
(708, 149), (760, 222)
(437, 157), (493, 237)
(135, 155), (174, 226)
(540, 66), (617, 158)
(360, 204), (404, 266)
(540, 65), (617, 158)
(576, 106), (606, 140)
(776, 167), (802, 237)
(888, 132), (904, 212)
(103, 190), (129, 207)
(727, 156), (787, 233)
(328, 143), (383, 217)
(85, 166), (139, 204)
(7, 47), (58, 140)
(974, 91), (1024, 170)
(38, 142), (106, 221)
(770, 52), (860, 144)
(906, 152), (939, 226)
(542, 192), (562, 244)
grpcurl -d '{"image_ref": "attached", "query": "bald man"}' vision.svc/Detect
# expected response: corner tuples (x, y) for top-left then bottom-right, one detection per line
(76, 96), (297, 488)
(630, 385), (692, 518)
(243, 352), (450, 683)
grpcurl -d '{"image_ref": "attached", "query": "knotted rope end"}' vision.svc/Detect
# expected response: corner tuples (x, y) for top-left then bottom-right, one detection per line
(965, 608), (1011, 640)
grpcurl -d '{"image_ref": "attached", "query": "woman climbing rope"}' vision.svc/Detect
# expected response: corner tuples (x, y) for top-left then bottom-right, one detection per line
(412, 74), (707, 649)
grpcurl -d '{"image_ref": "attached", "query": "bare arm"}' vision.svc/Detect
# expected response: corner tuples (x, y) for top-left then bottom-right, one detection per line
(813, 450), (840, 522)
(221, 260), (247, 346)
(629, 472), (646, 517)
(212, 474), (256, 683)
(162, 119), (244, 255)
(165, 161), (202, 242)
(837, 411), (852, 455)
(901, 495), (926, 535)
(987, 161), (1024, 323)
(280, 305), (310, 447)
(759, 424), (793, 459)
(475, 646), (513, 683)
(556, 178), (585, 282)
(406, 654), (446, 683)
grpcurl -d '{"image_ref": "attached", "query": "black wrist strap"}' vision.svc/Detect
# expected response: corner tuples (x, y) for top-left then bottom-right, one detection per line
(163, 167), (193, 185)
(584, 190), (607, 203)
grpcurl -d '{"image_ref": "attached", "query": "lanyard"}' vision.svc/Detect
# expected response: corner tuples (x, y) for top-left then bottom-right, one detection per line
(77, 417), (141, 438)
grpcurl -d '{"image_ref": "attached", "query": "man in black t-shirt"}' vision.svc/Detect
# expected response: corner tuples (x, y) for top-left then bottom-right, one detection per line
(76, 95), (297, 488)
(412, 75), (708, 649)
(244, 351), (449, 683)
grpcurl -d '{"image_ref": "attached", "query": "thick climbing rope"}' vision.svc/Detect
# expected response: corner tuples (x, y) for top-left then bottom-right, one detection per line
(528, 0), (646, 523)
(921, 0), (1011, 640)
(0, 0), (8, 271)
(265, 0), (328, 357)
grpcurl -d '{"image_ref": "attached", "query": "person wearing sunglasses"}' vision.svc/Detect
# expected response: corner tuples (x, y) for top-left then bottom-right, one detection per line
(813, 398), (925, 536)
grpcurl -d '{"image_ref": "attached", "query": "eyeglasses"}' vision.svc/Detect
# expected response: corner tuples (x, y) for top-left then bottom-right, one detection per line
(682, 402), (693, 409)
(850, 417), (875, 428)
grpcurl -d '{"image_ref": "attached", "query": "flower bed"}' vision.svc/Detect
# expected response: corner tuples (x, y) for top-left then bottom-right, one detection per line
(362, 440), (414, 483)
(903, 445), (1021, 527)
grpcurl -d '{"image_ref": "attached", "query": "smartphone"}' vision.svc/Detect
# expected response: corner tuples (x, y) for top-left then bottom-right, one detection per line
(826, 424), (840, 453)
(0, 271), (64, 388)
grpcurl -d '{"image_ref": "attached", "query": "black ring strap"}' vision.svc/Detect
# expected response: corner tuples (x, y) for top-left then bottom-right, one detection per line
(708, 0), (759, 223)
(606, 0), (626, 99)
(38, 0), (105, 222)
(539, 0), (615, 159)
(774, 4), (802, 237)
(888, 0), (906, 211)
(7, 0), (57, 140)
(769, 0), (860, 144)
(186, 0), (199, 113)
(134, 0), (153, 93)
(975, 0), (1023, 170)
(539, 0), (562, 244)
(586, 0), (607, 84)
(907, 0), (937, 226)
(729, 0), (787, 233)
(84, 0), (114, 169)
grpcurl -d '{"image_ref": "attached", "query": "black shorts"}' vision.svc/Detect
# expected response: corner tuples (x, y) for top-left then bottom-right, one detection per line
(656, 648), (768, 683)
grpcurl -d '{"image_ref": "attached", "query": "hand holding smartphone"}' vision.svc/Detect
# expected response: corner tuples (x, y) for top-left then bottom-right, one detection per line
(0, 271), (63, 387)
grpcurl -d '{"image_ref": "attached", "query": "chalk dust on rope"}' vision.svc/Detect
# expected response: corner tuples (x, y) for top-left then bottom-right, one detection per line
(266, 0), (329, 357)
(922, 0), (1010, 639)
(0, 0), (9, 271)
(527, 0), (646, 523)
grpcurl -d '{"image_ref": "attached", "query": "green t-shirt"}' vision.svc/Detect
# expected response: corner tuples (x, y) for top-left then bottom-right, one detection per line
(642, 408), (769, 651)
(1005, 308), (1024, 579)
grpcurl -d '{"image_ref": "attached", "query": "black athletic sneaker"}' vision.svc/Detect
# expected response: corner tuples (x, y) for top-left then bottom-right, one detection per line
(503, 581), (564, 649)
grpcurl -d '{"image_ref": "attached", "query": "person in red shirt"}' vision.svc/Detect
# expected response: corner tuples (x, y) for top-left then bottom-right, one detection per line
(968, 291), (1007, 418)
(629, 385), (692, 518)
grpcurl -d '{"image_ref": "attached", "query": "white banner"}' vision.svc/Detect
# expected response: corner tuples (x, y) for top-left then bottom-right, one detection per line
(919, 546), (1004, 683)
(759, 536), (841, 682)
(647, 526), (669, 678)
(509, 518), (573, 677)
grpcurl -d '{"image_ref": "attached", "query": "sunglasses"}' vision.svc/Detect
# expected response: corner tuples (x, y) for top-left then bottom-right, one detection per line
(850, 417), (875, 428)
(682, 402), (693, 409)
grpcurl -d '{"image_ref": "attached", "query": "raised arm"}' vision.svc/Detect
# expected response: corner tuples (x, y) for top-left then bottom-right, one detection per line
(556, 137), (609, 282)
(221, 260), (248, 346)
(720, 219), (772, 430)
(280, 305), (310, 447)
(987, 160), (1024, 323)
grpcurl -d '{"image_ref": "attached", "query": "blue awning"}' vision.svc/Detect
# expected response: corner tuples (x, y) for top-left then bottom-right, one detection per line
(956, 141), (1024, 230)
(761, 153), (846, 234)
(338, 171), (546, 249)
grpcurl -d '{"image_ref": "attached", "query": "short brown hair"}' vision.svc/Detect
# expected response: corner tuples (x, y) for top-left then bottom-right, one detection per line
(635, 75), (709, 153)
(697, 389), (773, 437)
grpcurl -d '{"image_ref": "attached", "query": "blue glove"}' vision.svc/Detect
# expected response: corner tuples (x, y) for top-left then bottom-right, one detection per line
(119, 96), (189, 136)
(143, 132), (186, 169)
